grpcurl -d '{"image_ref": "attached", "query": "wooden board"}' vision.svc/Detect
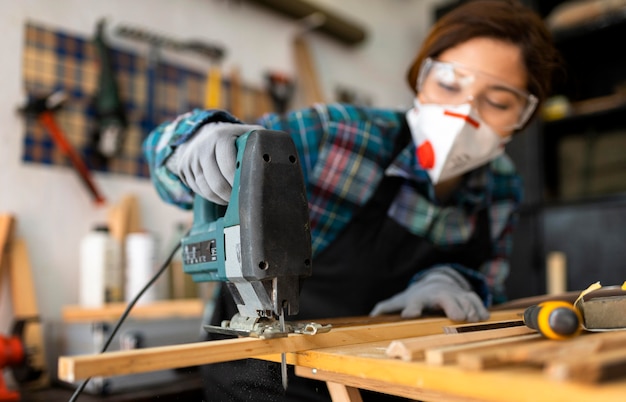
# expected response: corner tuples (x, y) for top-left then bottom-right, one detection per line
(61, 299), (205, 323)
(0, 214), (15, 290)
(386, 324), (536, 361)
(57, 310), (522, 381)
(296, 365), (486, 402)
(9, 237), (49, 387)
(293, 35), (325, 106)
(284, 334), (626, 402)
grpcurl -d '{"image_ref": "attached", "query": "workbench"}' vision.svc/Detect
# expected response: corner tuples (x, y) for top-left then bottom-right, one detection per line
(58, 310), (626, 402)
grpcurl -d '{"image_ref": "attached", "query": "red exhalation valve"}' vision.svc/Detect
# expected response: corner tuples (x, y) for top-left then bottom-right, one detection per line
(417, 140), (435, 169)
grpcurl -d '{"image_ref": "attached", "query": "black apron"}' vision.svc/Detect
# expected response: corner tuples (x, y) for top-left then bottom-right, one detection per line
(200, 127), (493, 402)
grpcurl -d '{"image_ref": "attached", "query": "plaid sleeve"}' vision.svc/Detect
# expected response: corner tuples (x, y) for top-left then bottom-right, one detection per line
(142, 109), (242, 209)
(259, 103), (406, 256)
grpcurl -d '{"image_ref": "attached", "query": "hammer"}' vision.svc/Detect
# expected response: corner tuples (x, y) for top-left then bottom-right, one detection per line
(19, 91), (106, 205)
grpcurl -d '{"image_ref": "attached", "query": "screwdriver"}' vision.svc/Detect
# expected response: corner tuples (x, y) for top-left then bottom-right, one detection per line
(523, 301), (582, 340)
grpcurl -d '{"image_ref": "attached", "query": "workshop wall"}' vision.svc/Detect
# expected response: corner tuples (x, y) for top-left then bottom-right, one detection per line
(0, 0), (445, 336)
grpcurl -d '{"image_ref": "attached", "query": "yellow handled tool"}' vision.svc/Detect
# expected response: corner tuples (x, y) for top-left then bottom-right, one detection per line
(523, 301), (582, 340)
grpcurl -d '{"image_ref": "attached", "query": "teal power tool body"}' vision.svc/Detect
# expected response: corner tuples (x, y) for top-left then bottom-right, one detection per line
(181, 129), (327, 339)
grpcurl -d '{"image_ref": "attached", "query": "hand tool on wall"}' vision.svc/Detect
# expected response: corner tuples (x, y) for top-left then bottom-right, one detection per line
(265, 71), (294, 114)
(90, 19), (128, 161)
(115, 24), (225, 135)
(18, 92), (107, 205)
(204, 65), (222, 109)
(523, 301), (582, 340)
(181, 129), (329, 388)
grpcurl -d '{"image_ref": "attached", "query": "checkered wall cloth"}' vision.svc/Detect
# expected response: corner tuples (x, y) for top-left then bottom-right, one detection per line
(21, 21), (232, 178)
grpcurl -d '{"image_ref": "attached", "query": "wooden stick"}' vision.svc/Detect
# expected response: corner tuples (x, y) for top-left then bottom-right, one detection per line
(58, 310), (523, 381)
(295, 366), (488, 402)
(326, 382), (364, 402)
(546, 346), (626, 383)
(0, 214), (15, 290)
(61, 299), (204, 323)
(293, 35), (325, 106)
(57, 319), (439, 382)
(386, 324), (536, 361)
(501, 330), (626, 365)
(456, 335), (546, 370)
(425, 333), (540, 366)
(10, 238), (49, 387)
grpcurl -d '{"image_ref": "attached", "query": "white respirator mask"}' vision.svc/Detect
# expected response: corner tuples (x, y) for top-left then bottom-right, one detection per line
(406, 99), (510, 184)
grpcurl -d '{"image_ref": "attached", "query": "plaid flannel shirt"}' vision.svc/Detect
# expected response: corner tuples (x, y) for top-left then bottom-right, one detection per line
(143, 103), (523, 305)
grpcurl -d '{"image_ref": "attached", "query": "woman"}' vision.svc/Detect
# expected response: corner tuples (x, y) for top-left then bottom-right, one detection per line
(143, 0), (559, 400)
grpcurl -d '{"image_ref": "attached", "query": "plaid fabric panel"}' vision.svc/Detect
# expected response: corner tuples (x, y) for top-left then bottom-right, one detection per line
(22, 22), (209, 178)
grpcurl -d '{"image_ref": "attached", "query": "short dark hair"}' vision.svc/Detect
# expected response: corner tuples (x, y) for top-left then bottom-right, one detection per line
(407, 0), (560, 116)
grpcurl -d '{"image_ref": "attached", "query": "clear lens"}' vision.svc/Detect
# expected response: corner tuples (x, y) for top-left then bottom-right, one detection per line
(417, 58), (537, 130)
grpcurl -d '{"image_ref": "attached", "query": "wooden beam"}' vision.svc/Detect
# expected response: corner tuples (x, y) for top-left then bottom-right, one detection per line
(386, 325), (536, 361)
(546, 347), (626, 383)
(295, 365), (487, 402)
(425, 333), (541, 367)
(62, 299), (204, 323)
(326, 381), (363, 402)
(0, 214), (15, 289)
(9, 237), (49, 387)
(58, 310), (523, 381)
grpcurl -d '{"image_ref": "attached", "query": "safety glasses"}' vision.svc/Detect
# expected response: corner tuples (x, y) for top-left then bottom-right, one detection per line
(417, 58), (538, 131)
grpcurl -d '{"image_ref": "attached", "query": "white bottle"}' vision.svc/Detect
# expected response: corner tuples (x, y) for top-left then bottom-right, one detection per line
(79, 225), (122, 307)
(125, 232), (158, 305)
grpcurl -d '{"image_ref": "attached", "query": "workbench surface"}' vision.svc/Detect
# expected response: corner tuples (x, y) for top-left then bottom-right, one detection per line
(58, 310), (626, 402)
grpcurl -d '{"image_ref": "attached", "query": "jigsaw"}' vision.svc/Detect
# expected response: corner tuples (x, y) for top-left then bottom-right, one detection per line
(181, 129), (328, 339)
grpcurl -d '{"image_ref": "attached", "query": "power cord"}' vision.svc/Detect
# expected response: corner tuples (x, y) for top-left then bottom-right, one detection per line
(68, 237), (183, 402)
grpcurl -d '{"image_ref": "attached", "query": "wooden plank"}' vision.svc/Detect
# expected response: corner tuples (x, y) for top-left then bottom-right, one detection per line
(61, 299), (204, 323)
(58, 310), (523, 381)
(293, 35), (325, 106)
(326, 381), (364, 402)
(288, 339), (626, 402)
(296, 365), (487, 402)
(546, 347), (626, 383)
(386, 324), (536, 361)
(0, 214), (15, 290)
(9, 237), (49, 387)
(0, 214), (15, 262)
(425, 333), (540, 366)
(496, 330), (626, 366)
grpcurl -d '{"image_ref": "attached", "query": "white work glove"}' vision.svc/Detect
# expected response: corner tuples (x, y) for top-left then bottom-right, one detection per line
(370, 266), (490, 322)
(166, 122), (264, 205)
